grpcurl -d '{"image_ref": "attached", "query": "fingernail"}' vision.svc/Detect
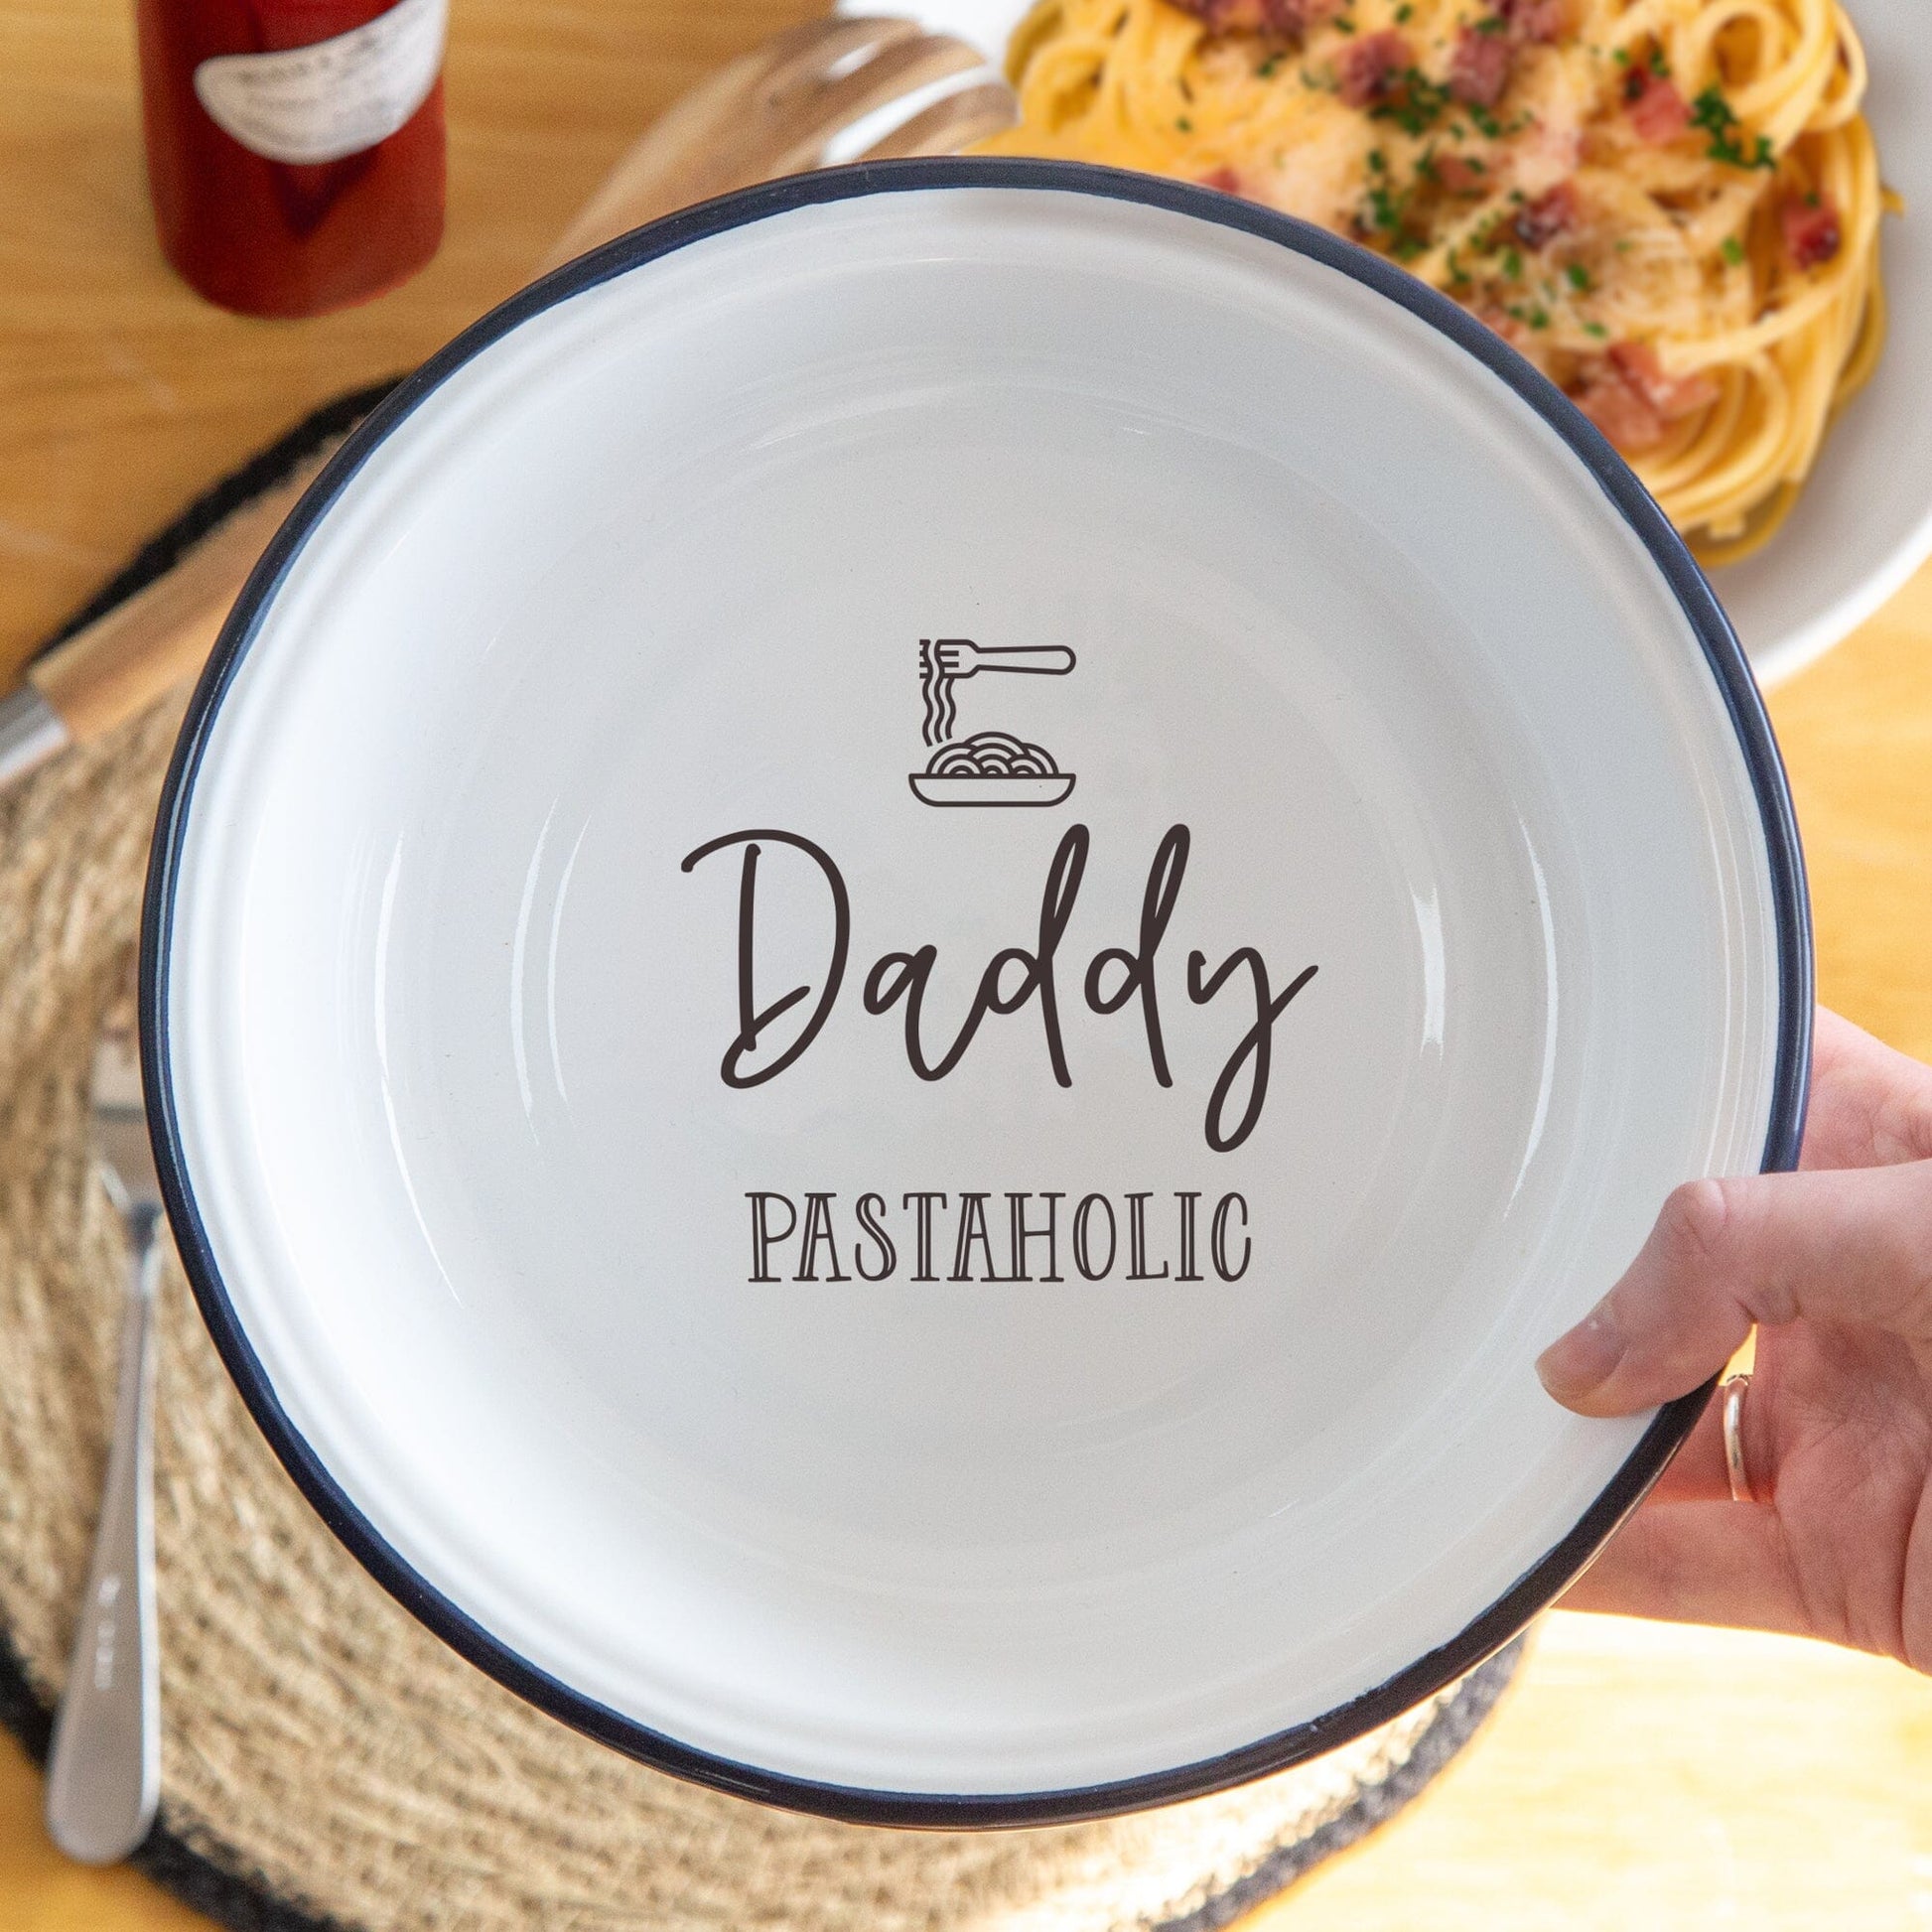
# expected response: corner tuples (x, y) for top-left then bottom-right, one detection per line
(1536, 1303), (1625, 1403)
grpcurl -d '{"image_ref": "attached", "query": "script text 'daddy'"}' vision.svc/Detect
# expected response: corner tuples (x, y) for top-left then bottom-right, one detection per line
(679, 824), (1318, 1156)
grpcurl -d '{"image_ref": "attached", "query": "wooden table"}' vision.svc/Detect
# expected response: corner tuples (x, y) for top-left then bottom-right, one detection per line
(4, 0), (1931, 1923)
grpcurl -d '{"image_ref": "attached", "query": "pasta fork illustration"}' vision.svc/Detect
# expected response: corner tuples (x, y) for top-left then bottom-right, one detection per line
(919, 637), (1076, 745)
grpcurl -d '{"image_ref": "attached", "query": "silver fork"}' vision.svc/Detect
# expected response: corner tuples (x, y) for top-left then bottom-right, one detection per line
(44, 989), (161, 1864)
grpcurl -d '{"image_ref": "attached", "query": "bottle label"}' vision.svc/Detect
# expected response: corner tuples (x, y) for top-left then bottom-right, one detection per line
(192, 0), (447, 166)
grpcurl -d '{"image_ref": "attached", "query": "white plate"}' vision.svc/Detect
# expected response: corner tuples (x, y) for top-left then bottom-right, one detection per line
(145, 168), (1808, 1824)
(872, 0), (1932, 685)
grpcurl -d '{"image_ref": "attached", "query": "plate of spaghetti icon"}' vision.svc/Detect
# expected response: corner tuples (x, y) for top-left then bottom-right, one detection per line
(911, 732), (1077, 805)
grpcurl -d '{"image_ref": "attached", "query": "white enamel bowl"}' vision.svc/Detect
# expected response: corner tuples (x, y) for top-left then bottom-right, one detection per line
(145, 166), (1809, 1826)
(871, 0), (1932, 685)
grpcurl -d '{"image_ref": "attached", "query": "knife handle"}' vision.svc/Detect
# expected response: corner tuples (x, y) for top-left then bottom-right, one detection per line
(28, 464), (319, 747)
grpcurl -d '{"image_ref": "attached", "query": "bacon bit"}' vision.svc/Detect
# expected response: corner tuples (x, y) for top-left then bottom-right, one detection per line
(1169, 0), (1338, 32)
(1623, 67), (1691, 144)
(1449, 27), (1513, 108)
(1608, 340), (1722, 419)
(1781, 194), (1843, 269)
(1198, 166), (1243, 194)
(1337, 31), (1411, 107)
(1577, 376), (1667, 452)
(1577, 341), (1719, 453)
(1499, 0), (1569, 42)
(1432, 151), (1486, 195)
(1512, 180), (1579, 248)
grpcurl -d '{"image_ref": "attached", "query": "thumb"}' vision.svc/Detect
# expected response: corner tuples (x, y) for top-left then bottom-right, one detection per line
(1536, 1162), (1932, 1416)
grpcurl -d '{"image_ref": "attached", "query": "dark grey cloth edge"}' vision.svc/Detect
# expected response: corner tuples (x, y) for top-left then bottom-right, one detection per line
(0, 1620), (346, 1930)
(28, 378), (404, 663)
(1152, 1635), (1528, 1932)
(0, 1614), (1524, 1932)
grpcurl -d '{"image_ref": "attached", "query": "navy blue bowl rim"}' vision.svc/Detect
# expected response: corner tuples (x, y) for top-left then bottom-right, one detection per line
(139, 156), (1813, 1831)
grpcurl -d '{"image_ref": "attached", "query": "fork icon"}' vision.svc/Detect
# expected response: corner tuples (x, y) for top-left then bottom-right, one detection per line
(928, 639), (1077, 680)
(920, 637), (1077, 746)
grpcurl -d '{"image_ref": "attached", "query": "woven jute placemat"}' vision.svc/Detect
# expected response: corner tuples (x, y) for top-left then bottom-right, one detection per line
(0, 402), (1525, 1932)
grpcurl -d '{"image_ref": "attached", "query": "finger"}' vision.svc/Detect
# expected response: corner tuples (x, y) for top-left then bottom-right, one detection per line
(1559, 1501), (1812, 1635)
(1536, 1162), (1932, 1415)
(1802, 1008), (1932, 1171)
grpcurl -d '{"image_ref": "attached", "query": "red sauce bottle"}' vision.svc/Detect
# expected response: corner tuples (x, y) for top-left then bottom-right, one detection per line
(135, 0), (446, 318)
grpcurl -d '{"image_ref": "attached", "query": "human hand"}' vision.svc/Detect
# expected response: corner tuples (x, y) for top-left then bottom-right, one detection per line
(1536, 1008), (1932, 1666)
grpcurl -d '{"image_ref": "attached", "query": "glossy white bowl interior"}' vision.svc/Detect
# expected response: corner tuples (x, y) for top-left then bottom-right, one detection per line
(160, 184), (1786, 1798)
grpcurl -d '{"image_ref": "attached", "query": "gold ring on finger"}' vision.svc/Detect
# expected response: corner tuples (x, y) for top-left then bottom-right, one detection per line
(1722, 1373), (1755, 1504)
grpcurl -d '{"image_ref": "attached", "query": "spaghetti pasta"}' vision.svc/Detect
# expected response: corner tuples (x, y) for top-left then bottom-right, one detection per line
(925, 731), (1063, 775)
(978, 0), (1891, 562)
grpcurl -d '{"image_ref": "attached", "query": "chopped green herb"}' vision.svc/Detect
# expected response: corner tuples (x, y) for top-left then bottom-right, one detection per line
(1527, 305), (1551, 329)
(1395, 2), (1413, 19)
(1612, 45), (1629, 66)
(1467, 103), (1502, 138)
(1647, 43), (1670, 76)
(1566, 262), (1592, 292)
(1256, 54), (1282, 77)
(1333, 13), (1356, 30)
(1722, 233), (1746, 265)
(1393, 233), (1427, 260)
(1583, 321), (1610, 339)
(1175, 115), (1192, 131)
(1691, 86), (1776, 170)
(1369, 66), (1452, 137)
(1502, 246), (1524, 279)
(1614, 236), (1634, 252)
(1367, 148), (1387, 172)
(1475, 11), (1506, 32)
